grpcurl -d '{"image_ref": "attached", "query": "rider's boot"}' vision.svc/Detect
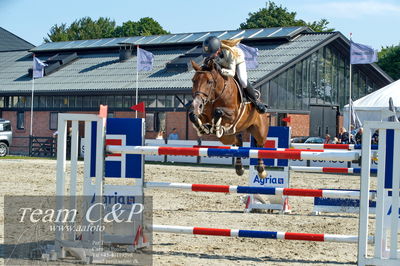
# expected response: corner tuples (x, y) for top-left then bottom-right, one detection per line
(243, 83), (268, 114)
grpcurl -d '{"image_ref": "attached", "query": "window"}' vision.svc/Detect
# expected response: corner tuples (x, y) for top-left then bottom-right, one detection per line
(145, 113), (155, 131)
(156, 112), (166, 131)
(115, 96), (123, 108)
(122, 96), (132, 108)
(83, 96), (91, 108)
(165, 95), (174, 107)
(54, 96), (62, 108)
(76, 96), (82, 108)
(69, 96), (76, 108)
(46, 96), (53, 108)
(49, 112), (58, 130)
(39, 96), (46, 108)
(17, 111), (24, 129)
(277, 72), (287, 109)
(61, 96), (69, 107)
(295, 62), (302, 109)
(269, 78), (278, 109)
(287, 67), (295, 109)
(144, 112), (165, 132)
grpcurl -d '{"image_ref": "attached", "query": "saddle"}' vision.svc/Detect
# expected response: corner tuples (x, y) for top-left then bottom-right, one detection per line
(233, 75), (250, 105)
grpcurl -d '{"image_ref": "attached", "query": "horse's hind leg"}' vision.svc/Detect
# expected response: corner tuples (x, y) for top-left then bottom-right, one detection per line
(234, 134), (244, 176)
(248, 119), (269, 179)
(219, 134), (244, 176)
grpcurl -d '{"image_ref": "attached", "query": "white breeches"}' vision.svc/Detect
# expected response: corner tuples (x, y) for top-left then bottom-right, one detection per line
(236, 62), (248, 88)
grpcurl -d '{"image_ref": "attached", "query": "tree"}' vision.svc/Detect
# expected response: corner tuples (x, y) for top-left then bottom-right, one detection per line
(239, 1), (334, 32)
(45, 17), (116, 42)
(378, 45), (400, 81)
(44, 23), (69, 42)
(44, 17), (169, 42)
(114, 17), (169, 37)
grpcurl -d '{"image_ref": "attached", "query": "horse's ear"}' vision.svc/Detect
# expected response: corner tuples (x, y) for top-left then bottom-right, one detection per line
(191, 60), (201, 71)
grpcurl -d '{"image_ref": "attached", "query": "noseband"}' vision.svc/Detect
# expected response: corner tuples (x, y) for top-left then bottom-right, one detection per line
(193, 71), (227, 107)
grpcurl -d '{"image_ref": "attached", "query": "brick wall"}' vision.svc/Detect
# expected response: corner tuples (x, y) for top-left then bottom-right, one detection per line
(287, 114), (310, 137)
(165, 111), (188, 140)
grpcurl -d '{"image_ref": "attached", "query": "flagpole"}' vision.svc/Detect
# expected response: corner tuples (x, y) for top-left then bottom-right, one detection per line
(348, 64), (352, 133)
(135, 45), (139, 118)
(30, 57), (35, 136)
(348, 33), (352, 133)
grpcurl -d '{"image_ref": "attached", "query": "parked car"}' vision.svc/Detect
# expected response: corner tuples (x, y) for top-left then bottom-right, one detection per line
(0, 119), (12, 157)
(304, 137), (325, 144)
(290, 136), (308, 143)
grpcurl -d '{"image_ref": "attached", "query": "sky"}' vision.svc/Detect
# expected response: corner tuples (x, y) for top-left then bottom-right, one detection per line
(0, 0), (399, 50)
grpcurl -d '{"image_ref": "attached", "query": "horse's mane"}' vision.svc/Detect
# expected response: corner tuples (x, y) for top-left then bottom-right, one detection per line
(201, 58), (215, 72)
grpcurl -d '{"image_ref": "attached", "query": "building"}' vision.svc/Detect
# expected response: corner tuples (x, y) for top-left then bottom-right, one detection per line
(0, 26), (393, 154)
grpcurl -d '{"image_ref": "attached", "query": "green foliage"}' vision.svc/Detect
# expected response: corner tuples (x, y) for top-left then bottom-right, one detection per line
(114, 17), (169, 37)
(44, 17), (169, 42)
(378, 45), (400, 80)
(240, 1), (334, 32)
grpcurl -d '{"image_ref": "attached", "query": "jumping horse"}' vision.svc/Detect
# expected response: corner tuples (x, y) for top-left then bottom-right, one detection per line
(189, 59), (269, 178)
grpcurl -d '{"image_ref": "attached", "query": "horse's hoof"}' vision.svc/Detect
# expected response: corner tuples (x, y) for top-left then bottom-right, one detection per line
(258, 170), (267, 179)
(216, 128), (224, 138)
(235, 167), (244, 176)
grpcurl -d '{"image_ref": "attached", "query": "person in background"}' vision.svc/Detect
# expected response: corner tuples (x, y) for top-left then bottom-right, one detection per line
(155, 130), (165, 140)
(332, 137), (339, 144)
(355, 127), (363, 144)
(372, 130), (379, 145)
(338, 127), (350, 144)
(324, 134), (332, 144)
(168, 128), (179, 140)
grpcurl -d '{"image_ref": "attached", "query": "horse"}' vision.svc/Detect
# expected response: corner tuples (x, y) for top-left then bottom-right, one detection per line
(189, 59), (269, 178)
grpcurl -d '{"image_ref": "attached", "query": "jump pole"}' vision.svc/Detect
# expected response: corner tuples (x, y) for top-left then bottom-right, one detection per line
(145, 181), (376, 199)
(107, 145), (360, 161)
(150, 225), (374, 244)
(289, 166), (377, 174)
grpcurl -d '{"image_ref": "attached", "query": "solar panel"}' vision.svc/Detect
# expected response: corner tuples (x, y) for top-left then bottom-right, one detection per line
(183, 32), (210, 42)
(31, 26), (307, 52)
(62, 40), (88, 49)
(242, 28), (264, 38)
(164, 34), (186, 43)
(269, 27), (304, 37)
(250, 28), (282, 38)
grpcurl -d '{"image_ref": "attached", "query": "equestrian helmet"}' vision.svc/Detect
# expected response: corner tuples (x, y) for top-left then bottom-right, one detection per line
(202, 36), (221, 55)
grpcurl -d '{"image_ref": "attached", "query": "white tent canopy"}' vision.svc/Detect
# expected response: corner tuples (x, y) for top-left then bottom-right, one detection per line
(344, 79), (400, 128)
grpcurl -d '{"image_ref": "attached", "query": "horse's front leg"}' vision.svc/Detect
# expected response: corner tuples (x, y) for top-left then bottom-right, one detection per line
(213, 108), (224, 138)
(189, 111), (209, 136)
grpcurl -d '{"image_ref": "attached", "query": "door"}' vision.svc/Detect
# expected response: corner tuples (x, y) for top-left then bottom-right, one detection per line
(310, 105), (338, 137)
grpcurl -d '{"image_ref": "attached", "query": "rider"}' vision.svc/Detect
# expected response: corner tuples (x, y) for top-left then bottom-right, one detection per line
(202, 36), (268, 114)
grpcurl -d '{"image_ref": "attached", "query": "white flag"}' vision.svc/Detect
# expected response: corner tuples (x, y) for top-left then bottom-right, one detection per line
(137, 47), (154, 72)
(32, 57), (47, 78)
(350, 99), (362, 129)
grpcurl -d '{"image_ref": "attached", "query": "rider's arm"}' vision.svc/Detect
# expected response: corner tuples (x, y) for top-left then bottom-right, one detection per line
(219, 50), (236, 77)
(221, 62), (236, 77)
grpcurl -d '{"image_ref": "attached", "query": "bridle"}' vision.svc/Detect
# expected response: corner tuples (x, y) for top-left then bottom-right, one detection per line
(193, 70), (227, 108)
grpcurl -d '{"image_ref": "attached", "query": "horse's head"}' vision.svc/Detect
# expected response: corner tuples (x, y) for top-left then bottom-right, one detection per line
(191, 59), (224, 116)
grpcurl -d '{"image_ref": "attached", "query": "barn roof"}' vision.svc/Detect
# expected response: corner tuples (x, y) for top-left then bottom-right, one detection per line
(0, 27), (392, 95)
